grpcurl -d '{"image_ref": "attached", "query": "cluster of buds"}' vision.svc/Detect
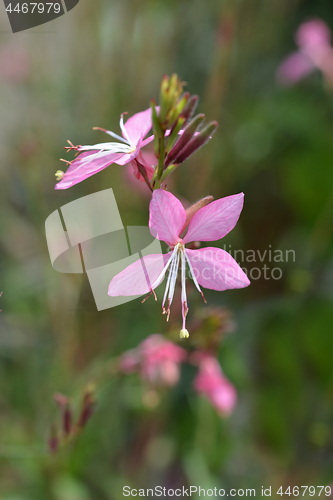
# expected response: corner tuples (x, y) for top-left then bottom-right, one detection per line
(48, 385), (96, 453)
(185, 306), (236, 351)
(151, 74), (217, 188)
(118, 333), (237, 416)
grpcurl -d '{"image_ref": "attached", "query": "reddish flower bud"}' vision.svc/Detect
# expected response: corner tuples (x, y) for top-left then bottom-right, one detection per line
(77, 387), (96, 428)
(181, 95), (199, 122)
(165, 114), (205, 167)
(173, 121), (218, 164)
(53, 392), (69, 408)
(48, 426), (59, 453)
(62, 405), (72, 436)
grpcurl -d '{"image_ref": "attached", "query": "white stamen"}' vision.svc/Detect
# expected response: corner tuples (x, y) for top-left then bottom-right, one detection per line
(181, 249), (187, 305)
(162, 251), (177, 311)
(151, 247), (177, 291)
(184, 249), (204, 295)
(103, 130), (130, 144)
(181, 250), (189, 330)
(78, 142), (133, 153)
(119, 114), (133, 146)
(168, 251), (179, 306)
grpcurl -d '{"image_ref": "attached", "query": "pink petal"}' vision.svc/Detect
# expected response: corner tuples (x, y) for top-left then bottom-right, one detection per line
(276, 51), (315, 85)
(55, 150), (123, 190)
(193, 356), (237, 415)
(296, 19), (331, 48)
(149, 190), (186, 246)
(186, 247), (250, 291)
(108, 253), (171, 296)
(114, 142), (141, 166)
(124, 107), (154, 145)
(140, 134), (155, 148)
(131, 151), (155, 182)
(183, 193), (244, 244)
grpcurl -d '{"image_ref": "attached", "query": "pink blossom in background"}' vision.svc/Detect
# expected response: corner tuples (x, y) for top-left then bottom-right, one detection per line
(193, 354), (237, 416)
(0, 44), (30, 83)
(119, 334), (187, 387)
(55, 108), (155, 189)
(277, 18), (333, 86)
(108, 190), (250, 338)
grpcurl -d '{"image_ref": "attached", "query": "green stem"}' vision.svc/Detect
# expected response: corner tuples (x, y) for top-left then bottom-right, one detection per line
(156, 135), (165, 183)
(160, 163), (178, 183)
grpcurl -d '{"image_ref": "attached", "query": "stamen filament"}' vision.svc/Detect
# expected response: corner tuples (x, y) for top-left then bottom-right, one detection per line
(184, 249), (204, 295)
(168, 251), (179, 305)
(77, 142), (133, 153)
(181, 250), (188, 330)
(162, 251), (177, 311)
(151, 247), (177, 291)
(93, 127), (130, 145)
(119, 113), (133, 146)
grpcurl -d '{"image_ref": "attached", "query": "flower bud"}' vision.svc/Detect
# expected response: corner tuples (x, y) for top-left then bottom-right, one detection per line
(165, 114), (205, 167)
(62, 405), (72, 436)
(53, 392), (69, 408)
(166, 92), (189, 129)
(181, 95), (199, 122)
(180, 196), (214, 235)
(159, 74), (184, 124)
(77, 385), (96, 428)
(165, 116), (186, 153)
(48, 425), (59, 453)
(173, 121), (218, 164)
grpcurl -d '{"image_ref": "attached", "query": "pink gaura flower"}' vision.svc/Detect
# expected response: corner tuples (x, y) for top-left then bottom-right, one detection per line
(108, 190), (250, 338)
(119, 334), (187, 387)
(193, 354), (237, 416)
(277, 18), (333, 86)
(55, 108), (155, 189)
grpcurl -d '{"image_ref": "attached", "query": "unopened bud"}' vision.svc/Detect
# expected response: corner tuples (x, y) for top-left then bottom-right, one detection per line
(48, 426), (59, 453)
(181, 95), (199, 122)
(174, 121), (218, 164)
(63, 405), (72, 436)
(77, 386), (96, 428)
(180, 196), (214, 235)
(166, 92), (189, 129)
(165, 116), (186, 153)
(165, 114), (205, 167)
(53, 392), (69, 408)
(159, 74), (184, 124)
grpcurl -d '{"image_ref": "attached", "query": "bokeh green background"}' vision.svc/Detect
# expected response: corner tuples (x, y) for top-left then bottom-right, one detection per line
(0, 0), (333, 498)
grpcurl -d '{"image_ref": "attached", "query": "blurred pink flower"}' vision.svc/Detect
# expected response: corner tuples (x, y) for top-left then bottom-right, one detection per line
(0, 45), (30, 83)
(55, 108), (155, 189)
(277, 18), (333, 86)
(193, 354), (237, 416)
(108, 190), (250, 337)
(119, 334), (187, 387)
